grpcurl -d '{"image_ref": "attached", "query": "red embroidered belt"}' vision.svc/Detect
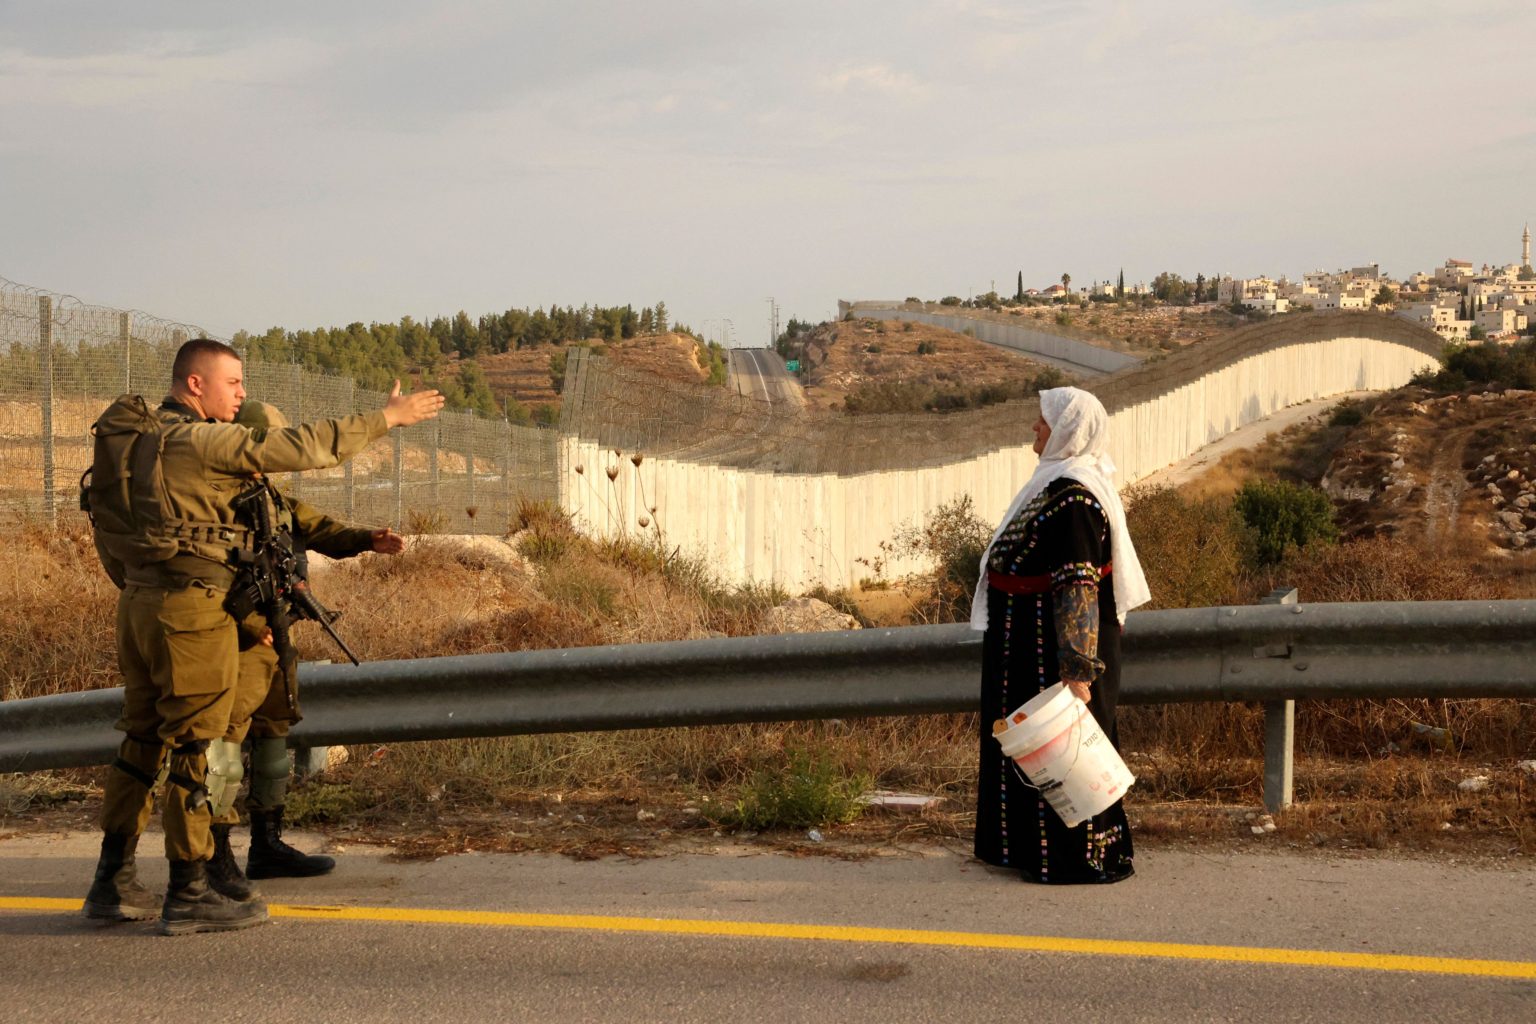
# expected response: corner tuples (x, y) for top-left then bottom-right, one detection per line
(987, 562), (1111, 595)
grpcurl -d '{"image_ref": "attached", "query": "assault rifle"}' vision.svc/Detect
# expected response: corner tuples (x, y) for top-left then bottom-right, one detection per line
(230, 482), (361, 669)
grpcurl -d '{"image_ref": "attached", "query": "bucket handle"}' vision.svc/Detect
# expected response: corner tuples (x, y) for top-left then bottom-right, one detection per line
(1007, 707), (1085, 793)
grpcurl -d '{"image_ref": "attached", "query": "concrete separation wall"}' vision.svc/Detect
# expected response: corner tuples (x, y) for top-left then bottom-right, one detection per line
(559, 313), (1443, 589)
(845, 302), (1141, 375)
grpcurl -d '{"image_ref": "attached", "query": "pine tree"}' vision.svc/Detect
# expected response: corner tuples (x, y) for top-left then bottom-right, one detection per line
(1015, 271), (1024, 303)
(653, 301), (668, 332)
(1116, 269), (1125, 298)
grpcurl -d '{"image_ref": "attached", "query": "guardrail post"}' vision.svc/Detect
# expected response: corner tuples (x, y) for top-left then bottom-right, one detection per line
(1262, 587), (1298, 813)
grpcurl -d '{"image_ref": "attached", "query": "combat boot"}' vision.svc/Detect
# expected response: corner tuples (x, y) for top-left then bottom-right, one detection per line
(158, 859), (269, 936)
(82, 833), (160, 921)
(206, 823), (260, 902)
(247, 807), (335, 878)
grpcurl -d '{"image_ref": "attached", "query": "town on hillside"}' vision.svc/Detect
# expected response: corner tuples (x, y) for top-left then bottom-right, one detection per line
(1066, 224), (1535, 344)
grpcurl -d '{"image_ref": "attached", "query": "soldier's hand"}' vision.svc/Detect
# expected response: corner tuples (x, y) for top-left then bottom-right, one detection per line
(383, 380), (446, 428)
(259, 627), (274, 648)
(371, 527), (405, 554)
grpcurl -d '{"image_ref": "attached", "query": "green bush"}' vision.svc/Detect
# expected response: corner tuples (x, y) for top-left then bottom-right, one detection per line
(1234, 479), (1338, 566)
(1328, 400), (1365, 427)
(718, 748), (870, 831)
(861, 495), (991, 622)
(1411, 338), (1536, 392)
(939, 296), (962, 306)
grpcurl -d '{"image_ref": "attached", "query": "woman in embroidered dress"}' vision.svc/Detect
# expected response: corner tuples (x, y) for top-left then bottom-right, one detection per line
(970, 387), (1150, 884)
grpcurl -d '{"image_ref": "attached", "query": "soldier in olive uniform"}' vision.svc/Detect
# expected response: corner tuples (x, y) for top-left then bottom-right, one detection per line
(82, 339), (442, 935)
(204, 399), (404, 897)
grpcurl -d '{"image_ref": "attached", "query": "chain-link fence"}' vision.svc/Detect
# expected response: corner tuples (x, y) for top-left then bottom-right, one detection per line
(0, 278), (557, 533)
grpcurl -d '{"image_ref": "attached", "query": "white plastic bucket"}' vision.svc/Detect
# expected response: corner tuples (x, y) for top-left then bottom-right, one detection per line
(994, 682), (1136, 828)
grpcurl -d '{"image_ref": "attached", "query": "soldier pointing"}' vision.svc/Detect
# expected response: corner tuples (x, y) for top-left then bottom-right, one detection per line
(81, 338), (442, 935)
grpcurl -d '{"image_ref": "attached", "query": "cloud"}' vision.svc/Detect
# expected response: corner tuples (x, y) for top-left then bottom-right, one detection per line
(0, 35), (333, 110)
(818, 63), (928, 99)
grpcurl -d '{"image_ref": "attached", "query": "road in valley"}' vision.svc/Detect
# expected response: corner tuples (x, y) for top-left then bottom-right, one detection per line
(2, 829), (1533, 1023)
(727, 347), (805, 409)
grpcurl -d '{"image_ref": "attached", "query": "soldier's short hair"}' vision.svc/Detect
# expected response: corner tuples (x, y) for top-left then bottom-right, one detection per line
(171, 338), (242, 385)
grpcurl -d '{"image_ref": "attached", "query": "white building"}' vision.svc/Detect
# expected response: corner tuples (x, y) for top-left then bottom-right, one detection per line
(1397, 301), (1470, 340)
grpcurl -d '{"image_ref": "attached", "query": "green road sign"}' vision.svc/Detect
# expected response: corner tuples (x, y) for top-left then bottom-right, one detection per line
(785, 360), (800, 372)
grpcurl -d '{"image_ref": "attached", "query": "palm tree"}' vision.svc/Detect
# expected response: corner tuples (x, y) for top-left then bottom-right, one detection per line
(1061, 272), (1071, 294)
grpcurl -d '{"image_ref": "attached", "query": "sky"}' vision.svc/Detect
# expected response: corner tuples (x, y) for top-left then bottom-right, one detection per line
(3, 1), (1534, 348)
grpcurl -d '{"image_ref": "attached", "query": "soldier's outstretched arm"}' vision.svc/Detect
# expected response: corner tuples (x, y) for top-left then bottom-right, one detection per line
(197, 383), (444, 476)
(285, 493), (375, 559)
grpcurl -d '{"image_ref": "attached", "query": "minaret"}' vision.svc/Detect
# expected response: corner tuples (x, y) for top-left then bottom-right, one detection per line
(1524, 222), (1531, 268)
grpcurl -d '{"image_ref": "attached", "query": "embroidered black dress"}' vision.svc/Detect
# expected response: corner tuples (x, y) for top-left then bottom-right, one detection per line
(973, 477), (1134, 884)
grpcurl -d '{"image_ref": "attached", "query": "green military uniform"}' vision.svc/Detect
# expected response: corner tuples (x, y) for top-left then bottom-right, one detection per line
(216, 478), (376, 877)
(95, 398), (388, 869)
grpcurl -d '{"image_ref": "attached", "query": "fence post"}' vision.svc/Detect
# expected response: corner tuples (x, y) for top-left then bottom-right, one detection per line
(119, 312), (131, 394)
(393, 430), (404, 532)
(38, 296), (55, 523)
(465, 419), (476, 532)
(289, 363), (303, 500)
(429, 422), (439, 509)
(1262, 586), (1298, 814)
(343, 379), (356, 520)
(502, 420), (513, 528)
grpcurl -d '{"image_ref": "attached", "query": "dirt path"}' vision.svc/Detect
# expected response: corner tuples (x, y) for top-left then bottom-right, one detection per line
(1419, 427), (1472, 547)
(1132, 392), (1372, 491)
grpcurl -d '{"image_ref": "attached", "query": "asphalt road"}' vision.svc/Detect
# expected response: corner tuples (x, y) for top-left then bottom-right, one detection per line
(727, 347), (805, 408)
(2, 831), (1533, 1022)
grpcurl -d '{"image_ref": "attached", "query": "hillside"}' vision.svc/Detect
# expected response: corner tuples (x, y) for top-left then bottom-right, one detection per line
(886, 300), (1245, 356)
(413, 332), (717, 421)
(1322, 387), (1536, 553)
(1174, 381), (1536, 574)
(787, 317), (1070, 414)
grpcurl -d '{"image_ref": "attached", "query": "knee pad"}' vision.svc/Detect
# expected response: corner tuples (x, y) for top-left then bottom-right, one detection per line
(247, 736), (292, 810)
(204, 739), (246, 818)
(249, 736), (292, 782)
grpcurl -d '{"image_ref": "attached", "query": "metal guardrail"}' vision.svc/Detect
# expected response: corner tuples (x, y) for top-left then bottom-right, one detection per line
(4, 598), (1535, 811)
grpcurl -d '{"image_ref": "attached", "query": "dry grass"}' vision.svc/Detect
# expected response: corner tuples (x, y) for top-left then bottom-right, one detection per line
(3, 471), (1534, 855)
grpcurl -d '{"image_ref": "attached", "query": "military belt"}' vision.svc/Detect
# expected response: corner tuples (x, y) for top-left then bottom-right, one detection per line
(123, 554), (238, 591)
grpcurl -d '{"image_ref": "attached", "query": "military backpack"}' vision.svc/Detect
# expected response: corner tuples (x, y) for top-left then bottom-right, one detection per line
(79, 394), (236, 588)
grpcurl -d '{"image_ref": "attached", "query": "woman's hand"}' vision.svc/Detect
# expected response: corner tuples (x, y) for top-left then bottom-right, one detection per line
(1065, 679), (1092, 705)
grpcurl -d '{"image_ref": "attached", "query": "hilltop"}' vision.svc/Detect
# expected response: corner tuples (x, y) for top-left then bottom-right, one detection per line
(782, 317), (1070, 415)
(410, 331), (722, 423)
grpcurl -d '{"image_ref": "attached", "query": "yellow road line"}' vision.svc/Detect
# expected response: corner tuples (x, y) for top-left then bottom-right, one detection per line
(5, 895), (1533, 980)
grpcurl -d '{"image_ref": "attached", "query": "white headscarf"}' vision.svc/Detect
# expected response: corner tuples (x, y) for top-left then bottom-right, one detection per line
(969, 387), (1150, 630)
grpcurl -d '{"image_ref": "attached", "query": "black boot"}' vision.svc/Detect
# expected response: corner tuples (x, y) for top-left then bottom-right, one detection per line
(158, 859), (268, 936)
(83, 833), (160, 921)
(247, 807), (335, 879)
(206, 824), (259, 902)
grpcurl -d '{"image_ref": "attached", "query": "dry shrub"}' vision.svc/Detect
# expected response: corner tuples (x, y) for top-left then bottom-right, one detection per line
(1124, 486), (1247, 608)
(0, 520), (119, 700)
(1254, 534), (1520, 603)
(316, 715), (979, 825)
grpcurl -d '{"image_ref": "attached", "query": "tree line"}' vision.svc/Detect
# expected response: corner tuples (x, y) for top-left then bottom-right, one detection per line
(230, 301), (677, 418)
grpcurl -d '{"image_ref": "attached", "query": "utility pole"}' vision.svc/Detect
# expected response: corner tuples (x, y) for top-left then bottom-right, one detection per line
(766, 297), (780, 349)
